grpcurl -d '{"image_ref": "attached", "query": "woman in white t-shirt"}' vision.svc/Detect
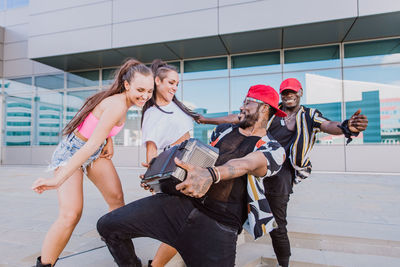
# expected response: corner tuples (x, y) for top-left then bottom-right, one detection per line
(142, 59), (199, 163)
(141, 59), (199, 266)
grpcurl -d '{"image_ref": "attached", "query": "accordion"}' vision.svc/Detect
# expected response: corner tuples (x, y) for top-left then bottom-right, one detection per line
(142, 138), (219, 194)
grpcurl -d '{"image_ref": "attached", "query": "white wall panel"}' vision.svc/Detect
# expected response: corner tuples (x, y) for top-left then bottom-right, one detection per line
(29, 25), (112, 58)
(359, 0), (400, 16)
(113, 0), (217, 23)
(0, 11), (5, 26)
(30, 1), (112, 37)
(31, 146), (55, 165)
(310, 145), (346, 172)
(4, 24), (28, 43)
(113, 9), (218, 48)
(4, 6), (29, 26)
(2, 147), (32, 164)
(4, 41), (27, 60)
(219, 0), (358, 34)
(30, 0), (108, 15)
(346, 145), (400, 173)
(219, 0), (255, 6)
(4, 58), (33, 77)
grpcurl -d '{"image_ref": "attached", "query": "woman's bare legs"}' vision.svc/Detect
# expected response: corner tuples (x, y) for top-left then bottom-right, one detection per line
(86, 158), (124, 211)
(40, 168), (84, 265)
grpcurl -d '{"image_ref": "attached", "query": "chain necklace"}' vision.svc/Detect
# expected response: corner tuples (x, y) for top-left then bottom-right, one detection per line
(280, 109), (299, 126)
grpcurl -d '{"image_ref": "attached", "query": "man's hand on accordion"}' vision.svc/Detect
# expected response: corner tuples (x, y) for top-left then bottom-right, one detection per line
(174, 157), (213, 198)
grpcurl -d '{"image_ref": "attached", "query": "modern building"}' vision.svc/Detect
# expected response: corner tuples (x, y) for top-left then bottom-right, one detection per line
(0, 0), (399, 173)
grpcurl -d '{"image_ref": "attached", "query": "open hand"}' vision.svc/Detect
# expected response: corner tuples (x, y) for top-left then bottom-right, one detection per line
(194, 114), (205, 124)
(32, 177), (60, 194)
(348, 109), (368, 133)
(174, 158), (213, 198)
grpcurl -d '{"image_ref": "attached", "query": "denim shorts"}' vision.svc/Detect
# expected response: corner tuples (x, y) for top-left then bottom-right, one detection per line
(47, 132), (105, 174)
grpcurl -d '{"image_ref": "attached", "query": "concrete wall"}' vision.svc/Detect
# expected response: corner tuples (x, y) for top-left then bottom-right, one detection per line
(2, 145), (147, 168)
(0, 6), (60, 78)
(28, 0), (400, 60)
(311, 145), (400, 173)
(2, 144), (399, 173)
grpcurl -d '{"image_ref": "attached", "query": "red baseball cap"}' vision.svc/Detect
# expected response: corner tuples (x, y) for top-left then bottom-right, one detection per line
(279, 78), (302, 93)
(246, 85), (287, 117)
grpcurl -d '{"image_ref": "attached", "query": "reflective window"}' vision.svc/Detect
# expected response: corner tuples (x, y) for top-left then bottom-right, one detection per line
(0, 0), (4, 10)
(168, 61), (181, 73)
(34, 91), (63, 145)
(343, 63), (400, 144)
(35, 74), (64, 90)
(67, 70), (99, 88)
(231, 74), (282, 112)
(66, 90), (98, 125)
(3, 78), (33, 146)
(184, 78), (229, 144)
(284, 45), (340, 71)
(344, 38), (400, 67)
(6, 0), (28, 9)
(283, 69), (343, 144)
(113, 107), (142, 146)
(102, 68), (117, 86)
(231, 51), (281, 76)
(183, 57), (228, 79)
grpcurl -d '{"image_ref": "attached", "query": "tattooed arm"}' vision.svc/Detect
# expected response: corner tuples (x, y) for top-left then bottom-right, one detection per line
(216, 151), (268, 179)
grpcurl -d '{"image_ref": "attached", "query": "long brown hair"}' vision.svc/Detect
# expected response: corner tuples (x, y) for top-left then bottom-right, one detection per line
(141, 59), (199, 125)
(64, 58), (153, 135)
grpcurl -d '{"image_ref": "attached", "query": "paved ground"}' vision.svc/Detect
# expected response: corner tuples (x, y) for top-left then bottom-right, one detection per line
(0, 165), (399, 267)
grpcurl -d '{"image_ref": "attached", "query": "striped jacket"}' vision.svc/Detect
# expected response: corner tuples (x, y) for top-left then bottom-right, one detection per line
(267, 105), (328, 184)
(210, 124), (286, 239)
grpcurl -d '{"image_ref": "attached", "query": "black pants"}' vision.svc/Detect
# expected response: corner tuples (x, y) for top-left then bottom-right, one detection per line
(266, 194), (291, 267)
(97, 193), (238, 267)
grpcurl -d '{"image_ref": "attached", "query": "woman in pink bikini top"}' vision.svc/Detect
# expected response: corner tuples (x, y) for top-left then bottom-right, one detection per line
(31, 58), (154, 267)
(76, 112), (125, 140)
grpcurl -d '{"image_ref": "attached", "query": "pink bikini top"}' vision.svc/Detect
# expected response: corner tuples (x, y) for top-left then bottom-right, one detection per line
(77, 112), (125, 139)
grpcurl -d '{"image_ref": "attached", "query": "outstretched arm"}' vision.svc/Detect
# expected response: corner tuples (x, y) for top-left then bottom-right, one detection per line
(320, 109), (368, 135)
(196, 114), (239, 125)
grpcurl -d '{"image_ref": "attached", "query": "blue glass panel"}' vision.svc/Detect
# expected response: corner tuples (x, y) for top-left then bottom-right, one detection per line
(7, 0), (28, 9)
(344, 38), (400, 67)
(284, 45), (340, 71)
(343, 63), (400, 144)
(67, 70), (99, 88)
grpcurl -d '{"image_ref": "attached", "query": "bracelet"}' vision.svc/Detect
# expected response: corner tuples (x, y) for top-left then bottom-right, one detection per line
(213, 166), (221, 184)
(207, 167), (217, 183)
(337, 119), (359, 145)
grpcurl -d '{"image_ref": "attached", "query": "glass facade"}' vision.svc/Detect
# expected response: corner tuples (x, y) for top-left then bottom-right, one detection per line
(0, 0), (29, 10)
(1, 37), (399, 147)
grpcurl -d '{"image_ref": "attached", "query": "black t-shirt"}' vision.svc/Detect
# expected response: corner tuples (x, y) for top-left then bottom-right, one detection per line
(192, 125), (261, 230)
(263, 116), (296, 196)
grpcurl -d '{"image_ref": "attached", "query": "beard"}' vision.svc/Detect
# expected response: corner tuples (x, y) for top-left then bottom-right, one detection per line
(238, 110), (260, 129)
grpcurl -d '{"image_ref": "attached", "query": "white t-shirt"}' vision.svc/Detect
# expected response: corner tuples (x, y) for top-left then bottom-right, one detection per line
(142, 101), (194, 150)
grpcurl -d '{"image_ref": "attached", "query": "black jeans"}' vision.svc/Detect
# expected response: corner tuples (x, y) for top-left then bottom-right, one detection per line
(97, 193), (238, 267)
(266, 194), (291, 267)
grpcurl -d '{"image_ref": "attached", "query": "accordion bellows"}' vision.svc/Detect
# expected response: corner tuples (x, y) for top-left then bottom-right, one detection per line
(142, 138), (219, 194)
